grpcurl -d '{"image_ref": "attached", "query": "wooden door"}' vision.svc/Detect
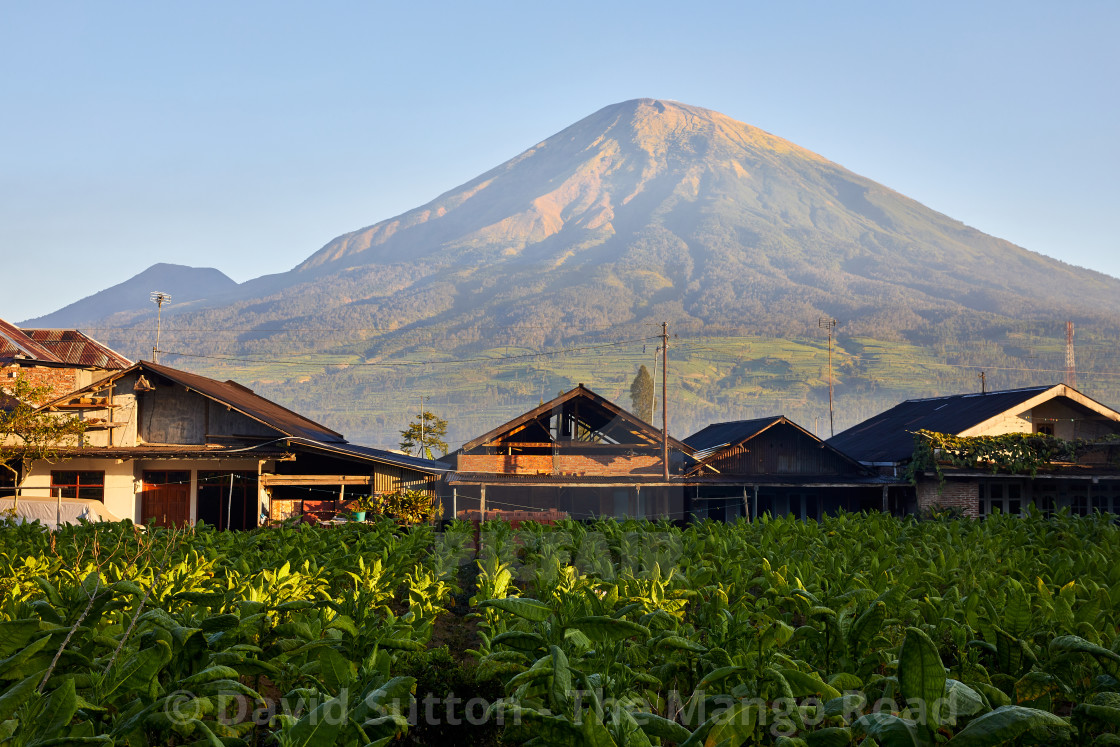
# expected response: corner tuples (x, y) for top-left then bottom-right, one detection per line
(141, 471), (191, 527)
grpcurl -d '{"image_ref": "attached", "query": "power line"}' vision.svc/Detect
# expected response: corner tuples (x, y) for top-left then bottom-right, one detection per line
(159, 336), (661, 368)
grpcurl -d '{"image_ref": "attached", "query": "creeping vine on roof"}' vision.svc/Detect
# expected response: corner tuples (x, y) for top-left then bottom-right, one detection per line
(907, 429), (1118, 484)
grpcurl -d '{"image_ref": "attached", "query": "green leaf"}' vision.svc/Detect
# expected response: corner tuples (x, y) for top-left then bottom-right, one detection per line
(549, 645), (572, 715)
(898, 627), (945, 726)
(318, 648), (353, 694)
(0, 670), (42, 721)
(851, 713), (924, 747)
(36, 677), (80, 741)
(282, 693), (348, 747)
(941, 679), (987, 723)
(700, 701), (761, 747)
(777, 668), (842, 700)
(491, 630), (547, 651)
(570, 616), (651, 643)
(632, 711), (691, 743)
(0, 619), (44, 658)
(103, 640), (172, 701)
(1002, 580), (1031, 637)
(476, 597), (553, 622)
(0, 635), (51, 680)
(804, 727), (854, 746)
(947, 705), (1071, 746)
(1050, 634), (1120, 676)
(848, 602), (886, 655)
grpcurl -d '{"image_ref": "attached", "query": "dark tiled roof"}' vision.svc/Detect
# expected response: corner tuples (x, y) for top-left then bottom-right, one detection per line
(683, 417), (784, 457)
(827, 386), (1054, 464)
(287, 439), (450, 474)
(23, 329), (131, 369)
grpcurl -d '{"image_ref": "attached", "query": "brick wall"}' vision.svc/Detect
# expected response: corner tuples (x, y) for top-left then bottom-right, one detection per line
(1, 365), (83, 405)
(916, 479), (979, 518)
(458, 452), (664, 476)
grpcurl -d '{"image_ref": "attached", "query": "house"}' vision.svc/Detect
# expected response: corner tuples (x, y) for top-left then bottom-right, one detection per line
(9, 360), (448, 528)
(828, 384), (1120, 517)
(682, 416), (894, 521)
(1, 318), (131, 404)
(445, 384), (693, 520)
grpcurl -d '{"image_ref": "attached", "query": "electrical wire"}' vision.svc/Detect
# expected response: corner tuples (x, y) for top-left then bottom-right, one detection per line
(156, 336), (660, 368)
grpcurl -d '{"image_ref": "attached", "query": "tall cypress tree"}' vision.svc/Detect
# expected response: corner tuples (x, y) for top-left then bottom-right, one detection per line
(629, 365), (654, 423)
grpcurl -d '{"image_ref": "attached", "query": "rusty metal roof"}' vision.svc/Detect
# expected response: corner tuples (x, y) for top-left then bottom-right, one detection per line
(0, 318), (131, 369)
(0, 318), (61, 362)
(22, 329), (131, 369)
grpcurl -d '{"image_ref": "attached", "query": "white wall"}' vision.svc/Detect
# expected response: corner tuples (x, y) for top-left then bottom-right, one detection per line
(21, 457), (266, 524)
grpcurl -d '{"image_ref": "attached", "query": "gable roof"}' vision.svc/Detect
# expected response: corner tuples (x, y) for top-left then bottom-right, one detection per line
(0, 318), (131, 369)
(285, 438), (450, 474)
(0, 318), (60, 362)
(46, 360), (345, 443)
(460, 384), (692, 454)
(684, 415), (868, 476)
(828, 384), (1120, 464)
(22, 329), (131, 369)
(684, 417), (787, 459)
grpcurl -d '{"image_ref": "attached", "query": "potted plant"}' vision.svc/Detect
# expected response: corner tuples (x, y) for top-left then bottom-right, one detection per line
(349, 495), (376, 522)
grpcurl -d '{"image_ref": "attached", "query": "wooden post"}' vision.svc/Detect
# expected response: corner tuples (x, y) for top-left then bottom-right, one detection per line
(479, 484), (486, 522)
(452, 488), (458, 521)
(661, 322), (669, 481)
(752, 485), (759, 521)
(743, 486), (751, 522)
(882, 485), (889, 514)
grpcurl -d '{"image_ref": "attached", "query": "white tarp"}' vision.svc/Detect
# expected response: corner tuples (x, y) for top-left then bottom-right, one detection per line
(0, 497), (123, 529)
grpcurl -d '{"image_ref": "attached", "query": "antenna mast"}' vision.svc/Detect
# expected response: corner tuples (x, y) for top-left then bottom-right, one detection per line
(149, 292), (171, 364)
(1066, 321), (1076, 388)
(819, 317), (837, 437)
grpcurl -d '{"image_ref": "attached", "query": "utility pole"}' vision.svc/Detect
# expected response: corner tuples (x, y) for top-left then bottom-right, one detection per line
(979, 371), (987, 394)
(149, 291), (171, 364)
(419, 395), (426, 458)
(661, 322), (669, 481)
(1066, 321), (1076, 388)
(818, 317), (837, 437)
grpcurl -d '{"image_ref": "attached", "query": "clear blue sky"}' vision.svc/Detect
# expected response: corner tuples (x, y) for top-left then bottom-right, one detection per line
(2, 1), (1117, 321)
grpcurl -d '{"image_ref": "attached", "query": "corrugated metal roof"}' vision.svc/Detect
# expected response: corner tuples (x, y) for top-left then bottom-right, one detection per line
(287, 439), (450, 474)
(683, 417), (784, 459)
(827, 386), (1055, 464)
(0, 318), (131, 369)
(0, 318), (61, 362)
(23, 329), (131, 369)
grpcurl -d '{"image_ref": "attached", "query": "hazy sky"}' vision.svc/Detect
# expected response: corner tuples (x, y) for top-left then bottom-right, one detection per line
(2, 1), (1117, 322)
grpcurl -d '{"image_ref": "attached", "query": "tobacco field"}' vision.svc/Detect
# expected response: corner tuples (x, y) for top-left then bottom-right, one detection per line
(0, 511), (1118, 746)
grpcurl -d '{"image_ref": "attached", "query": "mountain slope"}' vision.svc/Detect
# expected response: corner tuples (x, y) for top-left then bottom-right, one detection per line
(22, 263), (237, 328)
(281, 98), (1120, 339)
(31, 99), (1120, 446)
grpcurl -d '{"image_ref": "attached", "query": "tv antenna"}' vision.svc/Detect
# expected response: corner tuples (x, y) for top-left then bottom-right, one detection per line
(149, 291), (171, 364)
(819, 317), (837, 437)
(1066, 321), (1076, 388)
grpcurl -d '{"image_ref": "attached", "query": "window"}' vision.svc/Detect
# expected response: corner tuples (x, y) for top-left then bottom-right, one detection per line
(50, 471), (105, 501)
(981, 481), (1022, 517)
(1035, 423), (1055, 436)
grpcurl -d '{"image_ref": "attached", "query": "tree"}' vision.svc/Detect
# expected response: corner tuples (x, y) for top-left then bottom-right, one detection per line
(399, 410), (449, 459)
(0, 373), (87, 510)
(629, 365), (654, 423)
